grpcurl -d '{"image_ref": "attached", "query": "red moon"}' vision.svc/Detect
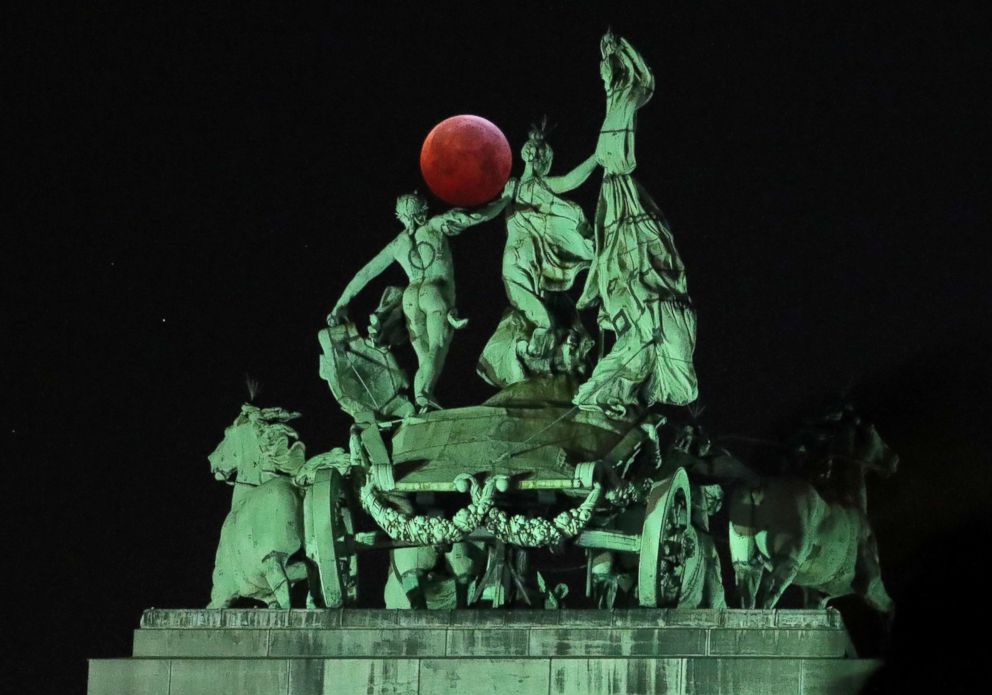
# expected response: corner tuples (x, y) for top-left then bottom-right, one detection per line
(420, 115), (512, 207)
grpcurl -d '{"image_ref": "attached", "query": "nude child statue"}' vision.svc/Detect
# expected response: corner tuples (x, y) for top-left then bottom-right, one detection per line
(328, 192), (503, 410)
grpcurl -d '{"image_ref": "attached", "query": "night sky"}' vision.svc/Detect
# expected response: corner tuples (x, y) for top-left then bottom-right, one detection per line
(6, 2), (990, 692)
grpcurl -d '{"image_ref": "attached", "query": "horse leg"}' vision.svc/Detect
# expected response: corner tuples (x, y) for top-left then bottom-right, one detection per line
(261, 552), (292, 609)
(303, 559), (321, 608)
(729, 510), (762, 608)
(589, 550), (618, 608)
(702, 536), (728, 609)
(444, 541), (484, 608)
(800, 586), (830, 609)
(399, 572), (428, 609)
(855, 530), (894, 614)
(208, 564), (237, 609)
(733, 564), (761, 608)
(759, 547), (801, 609)
(207, 585), (235, 610)
(286, 560), (308, 584)
(282, 560), (314, 607)
(390, 546), (436, 609)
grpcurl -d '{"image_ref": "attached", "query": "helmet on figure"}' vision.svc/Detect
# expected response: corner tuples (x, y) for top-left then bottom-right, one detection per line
(521, 121), (553, 176)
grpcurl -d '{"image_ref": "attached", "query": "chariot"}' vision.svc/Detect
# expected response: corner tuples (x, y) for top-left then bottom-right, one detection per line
(205, 27), (894, 623)
(303, 323), (709, 610)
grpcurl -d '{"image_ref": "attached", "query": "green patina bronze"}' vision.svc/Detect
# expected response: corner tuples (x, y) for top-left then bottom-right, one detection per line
(575, 32), (698, 415)
(327, 192), (505, 411)
(209, 31), (895, 620)
(88, 31), (895, 695)
(728, 406), (897, 611)
(478, 124), (598, 388)
(206, 405), (346, 609)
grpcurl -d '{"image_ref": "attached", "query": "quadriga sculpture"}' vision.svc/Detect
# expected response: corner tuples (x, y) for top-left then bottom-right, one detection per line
(728, 407), (898, 612)
(207, 404), (334, 609)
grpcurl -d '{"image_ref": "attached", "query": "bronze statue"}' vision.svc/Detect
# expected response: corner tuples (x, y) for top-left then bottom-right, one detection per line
(728, 407), (897, 612)
(207, 405), (312, 609)
(328, 192), (504, 410)
(575, 32), (699, 416)
(477, 123), (598, 387)
(203, 31), (899, 625)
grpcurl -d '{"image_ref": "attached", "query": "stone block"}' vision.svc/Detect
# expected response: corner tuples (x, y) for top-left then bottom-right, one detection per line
(138, 609), (350, 630)
(774, 609), (839, 629)
(530, 627), (706, 657)
(132, 628), (269, 657)
(419, 657), (550, 695)
(720, 610), (777, 629)
(707, 628), (847, 658)
(500, 609), (561, 626)
(662, 609), (724, 628)
(686, 657), (801, 695)
(557, 608), (614, 626)
(98, 608), (873, 695)
(268, 628), (446, 657)
(801, 658), (881, 695)
(445, 627), (530, 656)
(393, 609), (453, 627)
(168, 658), (291, 695)
(340, 609), (402, 627)
(283, 609), (343, 629)
(288, 658), (421, 695)
(140, 609), (223, 629)
(551, 658), (687, 695)
(447, 609), (519, 627)
(220, 609), (290, 629)
(88, 658), (171, 695)
(340, 608), (449, 628)
(610, 609), (669, 627)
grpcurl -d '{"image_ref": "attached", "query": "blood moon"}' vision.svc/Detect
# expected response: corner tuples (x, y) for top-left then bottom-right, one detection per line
(420, 115), (512, 207)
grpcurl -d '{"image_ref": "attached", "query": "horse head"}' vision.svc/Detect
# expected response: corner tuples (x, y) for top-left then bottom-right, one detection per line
(787, 404), (899, 502)
(208, 404), (306, 487)
(849, 420), (899, 478)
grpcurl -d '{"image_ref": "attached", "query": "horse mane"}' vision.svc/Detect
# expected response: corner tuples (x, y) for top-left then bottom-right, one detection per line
(239, 404), (306, 477)
(786, 403), (874, 508)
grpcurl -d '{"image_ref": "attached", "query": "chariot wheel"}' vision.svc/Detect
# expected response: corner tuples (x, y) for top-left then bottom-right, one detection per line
(304, 467), (358, 607)
(638, 467), (692, 607)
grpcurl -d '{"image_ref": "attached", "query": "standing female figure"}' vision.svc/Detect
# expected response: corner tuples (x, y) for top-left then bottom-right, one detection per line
(478, 125), (599, 388)
(575, 33), (698, 415)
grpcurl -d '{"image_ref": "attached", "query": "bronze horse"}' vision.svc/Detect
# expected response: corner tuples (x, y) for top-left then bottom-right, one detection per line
(728, 407), (898, 612)
(207, 405), (311, 609)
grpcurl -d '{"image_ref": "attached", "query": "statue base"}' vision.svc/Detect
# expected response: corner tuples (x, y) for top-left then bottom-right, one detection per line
(89, 608), (878, 694)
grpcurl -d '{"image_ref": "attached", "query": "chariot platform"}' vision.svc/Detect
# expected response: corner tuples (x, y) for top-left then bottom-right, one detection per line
(88, 608), (879, 694)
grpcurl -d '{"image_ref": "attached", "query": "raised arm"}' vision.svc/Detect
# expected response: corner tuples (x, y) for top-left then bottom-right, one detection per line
(328, 241), (396, 324)
(545, 153), (599, 194)
(428, 196), (509, 237)
(617, 37), (654, 91)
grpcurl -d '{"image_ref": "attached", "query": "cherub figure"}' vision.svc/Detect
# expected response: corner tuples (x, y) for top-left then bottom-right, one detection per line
(328, 192), (503, 410)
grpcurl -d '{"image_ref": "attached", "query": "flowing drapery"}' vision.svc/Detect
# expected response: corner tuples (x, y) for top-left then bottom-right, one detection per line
(575, 36), (698, 412)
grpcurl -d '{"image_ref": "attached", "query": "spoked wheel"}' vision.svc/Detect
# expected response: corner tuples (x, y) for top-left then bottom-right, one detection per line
(304, 467), (358, 607)
(638, 467), (692, 607)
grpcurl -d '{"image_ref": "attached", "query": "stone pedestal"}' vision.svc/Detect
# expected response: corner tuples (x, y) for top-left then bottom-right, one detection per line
(89, 609), (878, 694)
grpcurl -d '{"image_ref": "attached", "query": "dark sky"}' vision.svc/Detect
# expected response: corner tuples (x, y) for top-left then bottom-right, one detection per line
(5, 2), (990, 692)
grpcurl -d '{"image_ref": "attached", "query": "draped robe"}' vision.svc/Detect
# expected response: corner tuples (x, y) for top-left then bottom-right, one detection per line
(575, 37), (698, 412)
(478, 176), (594, 387)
